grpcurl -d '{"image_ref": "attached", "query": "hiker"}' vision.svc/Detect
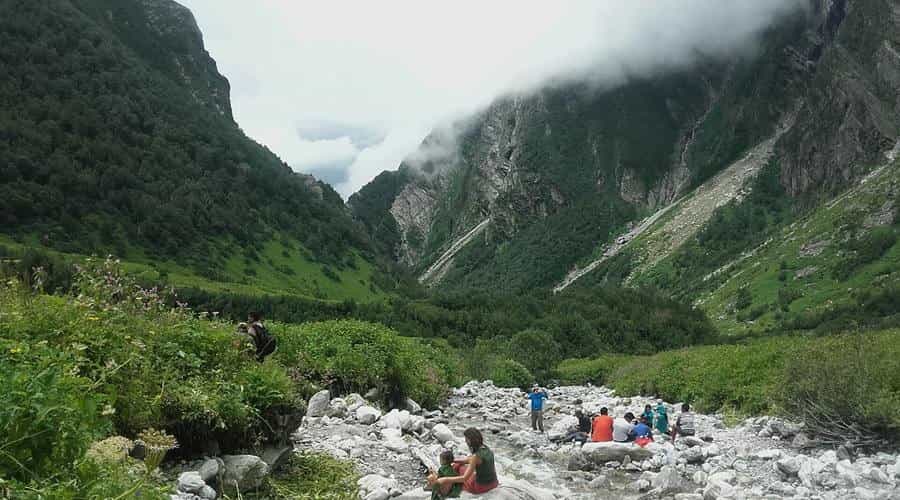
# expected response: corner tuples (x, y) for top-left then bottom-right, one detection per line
(247, 312), (277, 362)
(526, 386), (548, 433)
(429, 428), (499, 494)
(552, 409), (591, 443)
(613, 412), (636, 443)
(654, 401), (669, 435)
(633, 416), (654, 447)
(671, 403), (696, 440)
(427, 450), (462, 500)
(641, 405), (655, 428)
(591, 407), (614, 442)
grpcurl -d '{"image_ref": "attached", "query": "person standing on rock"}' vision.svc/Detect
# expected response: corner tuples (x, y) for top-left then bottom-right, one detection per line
(591, 407), (614, 442)
(247, 312), (276, 362)
(526, 385), (548, 433)
(429, 428), (499, 494)
(654, 401), (669, 435)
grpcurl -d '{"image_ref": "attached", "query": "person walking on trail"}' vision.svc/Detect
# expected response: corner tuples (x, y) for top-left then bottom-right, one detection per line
(591, 407), (614, 442)
(613, 412), (636, 442)
(247, 312), (277, 362)
(654, 401), (669, 434)
(671, 403), (696, 440)
(526, 386), (548, 433)
(429, 428), (499, 494)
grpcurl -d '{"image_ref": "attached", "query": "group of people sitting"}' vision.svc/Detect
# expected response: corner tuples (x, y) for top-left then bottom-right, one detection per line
(426, 427), (498, 499)
(528, 386), (695, 447)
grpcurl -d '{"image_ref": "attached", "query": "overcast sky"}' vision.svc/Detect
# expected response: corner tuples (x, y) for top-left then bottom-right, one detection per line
(179, 0), (804, 198)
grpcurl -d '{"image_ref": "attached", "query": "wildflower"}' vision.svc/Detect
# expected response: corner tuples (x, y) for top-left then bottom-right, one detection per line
(102, 404), (116, 416)
(136, 428), (177, 474)
(8, 346), (22, 354)
(88, 316), (100, 321)
(86, 436), (134, 465)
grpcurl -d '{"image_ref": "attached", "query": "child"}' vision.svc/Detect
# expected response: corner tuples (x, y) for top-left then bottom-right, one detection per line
(430, 450), (462, 500)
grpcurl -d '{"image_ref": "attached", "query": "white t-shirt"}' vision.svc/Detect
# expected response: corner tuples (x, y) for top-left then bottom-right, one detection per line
(612, 418), (634, 442)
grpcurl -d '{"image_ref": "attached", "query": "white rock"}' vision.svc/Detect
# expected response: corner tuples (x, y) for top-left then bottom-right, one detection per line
(798, 456), (825, 488)
(307, 390), (331, 418)
(381, 409), (411, 430)
(357, 474), (398, 495)
(703, 479), (736, 499)
(345, 393), (367, 411)
(405, 398), (422, 414)
(854, 487), (878, 500)
(675, 495), (703, 500)
(682, 436), (705, 448)
(753, 448), (781, 460)
(652, 465), (686, 494)
(356, 405), (382, 424)
(432, 423), (455, 444)
(177, 471), (205, 494)
(198, 486), (216, 500)
(866, 466), (891, 484)
(581, 442), (654, 464)
(326, 398), (348, 418)
(681, 446), (705, 464)
(222, 455), (269, 492)
(776, 456), (802, 476)
(363, 487), (390, 500)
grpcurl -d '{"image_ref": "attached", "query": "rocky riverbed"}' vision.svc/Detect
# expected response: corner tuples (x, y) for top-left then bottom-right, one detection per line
(294, 381), (900, 499)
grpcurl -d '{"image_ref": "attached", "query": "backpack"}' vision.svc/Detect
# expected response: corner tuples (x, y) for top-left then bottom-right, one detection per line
(252, 323), (277, 360)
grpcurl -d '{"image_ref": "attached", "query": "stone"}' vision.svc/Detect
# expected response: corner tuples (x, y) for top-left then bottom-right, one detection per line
(364, 388), (380, 401)
(692, 470), (708, 485)
(626, 479), (651, 492)
(703, 479), (735, 500)
(674, 495), (703, 500)
(381, 409), (412, 430)
(326, 398), (348, 418)
(222, 455), (269, 492)
(345, 393), (367, 411)
(682, 436), (705, 448)
(681, 446), (705, 464)
(866, 466), (891, 484)
(197, 458), (223, 483)
(404, 398), (422, 414)
(776, 456), (802, 476)
(198, 486), (216, 500)
(261, 444), (293, 471)
(358, 474), (398, 496)
(431, 423), (455, 444)
(581, 442), (653, 464)
(364, 487), (390, 500)
(798, 456), (825, 488)
(567, 451), (592, 472)
(768, 482), (796, 496)
(753, 448), (781, 460)
(177, 471), (205, 494)
(652, 465), (687, 494)
(854, 487), (878, 500)
(356, 405), (382, 424)
(307, 390), (331, 418)
(547, 415), (578, 441)
(836, 459), (860, 486)
(836, 445), (853, 461)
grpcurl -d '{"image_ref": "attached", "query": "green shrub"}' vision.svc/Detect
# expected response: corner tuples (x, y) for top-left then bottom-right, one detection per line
(553, 354), (634, 385)
(490, 359), (534, 389)
(247, 453), (359, 499)
(275, 320), (451, 408)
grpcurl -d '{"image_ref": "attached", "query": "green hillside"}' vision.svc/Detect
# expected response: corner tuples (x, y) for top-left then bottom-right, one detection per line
(0, 0), (388, 301)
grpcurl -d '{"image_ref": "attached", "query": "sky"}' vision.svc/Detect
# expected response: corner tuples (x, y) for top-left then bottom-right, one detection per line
(179, 0), (805, 198)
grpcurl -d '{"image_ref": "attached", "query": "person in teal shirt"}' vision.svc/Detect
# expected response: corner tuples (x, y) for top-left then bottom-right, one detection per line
(654, 402), (669, 434)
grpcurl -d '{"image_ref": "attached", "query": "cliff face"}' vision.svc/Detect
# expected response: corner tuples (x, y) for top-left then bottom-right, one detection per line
(351, 0), (900, 293)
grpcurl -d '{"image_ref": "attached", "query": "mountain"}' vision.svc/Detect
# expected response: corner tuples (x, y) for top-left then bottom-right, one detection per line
(350, 0), (900, 321)
(0, 0), (392, 301)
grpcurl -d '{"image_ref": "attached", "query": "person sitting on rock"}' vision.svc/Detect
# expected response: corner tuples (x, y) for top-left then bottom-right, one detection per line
(526, 386), (548, 433)
(428, 450), (462, 500)
(633, 416), (654, 447)
(671, 403), (696, 440)
(654, 401), (669, 435)
(641, 405), (655, 427)
(552, 409), (591, 444)
(613, 412), (636, 443)
(591, 407), (614, 442)
(429, 428), (499, 494)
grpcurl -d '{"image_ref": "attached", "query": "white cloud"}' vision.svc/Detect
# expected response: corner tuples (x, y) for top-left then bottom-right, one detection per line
(180, 0), (805, 198)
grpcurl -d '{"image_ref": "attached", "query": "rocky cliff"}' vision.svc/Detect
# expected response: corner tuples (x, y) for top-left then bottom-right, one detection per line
(351, 0), (900, 295)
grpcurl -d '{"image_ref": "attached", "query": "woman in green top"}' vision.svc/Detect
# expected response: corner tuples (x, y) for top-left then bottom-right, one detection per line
(430, 428), (499, 494)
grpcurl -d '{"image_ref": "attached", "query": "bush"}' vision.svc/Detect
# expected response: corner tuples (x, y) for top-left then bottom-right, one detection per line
(780, 332), (900, 446)
(275, 320), (452, 408)
(246, 453), (359, 499)
(490, 359), (534, 389)
(553, 354), (634, 385)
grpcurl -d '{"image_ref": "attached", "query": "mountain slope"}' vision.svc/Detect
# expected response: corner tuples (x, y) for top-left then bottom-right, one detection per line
(0, 0), (388, 300)
(351, 0), (899, 301)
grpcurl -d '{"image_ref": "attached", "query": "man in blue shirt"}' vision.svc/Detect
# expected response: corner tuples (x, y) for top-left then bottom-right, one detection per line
(526, 386), (548, 432)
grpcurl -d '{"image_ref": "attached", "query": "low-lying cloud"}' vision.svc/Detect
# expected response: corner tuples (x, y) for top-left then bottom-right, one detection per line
(181, 0), (806, 198)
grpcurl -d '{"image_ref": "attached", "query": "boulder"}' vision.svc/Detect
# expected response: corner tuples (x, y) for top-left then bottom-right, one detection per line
(356, 405), (382, 424)
(358, 474), (399, 497)
(776, 456), (802, 476)
(652, 466), (687, 495)
(674, 495), (703, 500)
(798, 456), (825, 488)
(345, 393), (367, 411)
(197, 457), (223, 483)
(682, 436), (705, 448)
(866, 466), (891, 484)
(198, 485), (216, 500)
(364, 488), (390, 500)
(405, 398), (422, 414)
(432, 423), (455, 444)
(581, 442), (653, 464)
(703, 479), (736, 500)
(307, 390), (331, 418)
(261, 444), (293, 471)
(381, 409), (412, 430)
(752, 448), (781, 460)
(791, 432), (812, 449)
(836, 459), (861, 486)
(176, 471), (205, 494)
(326, 398), (348, 418)
(547, 415), (578, 441)
(681, 446), (705, 464)
(222, 454), (269, 492)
